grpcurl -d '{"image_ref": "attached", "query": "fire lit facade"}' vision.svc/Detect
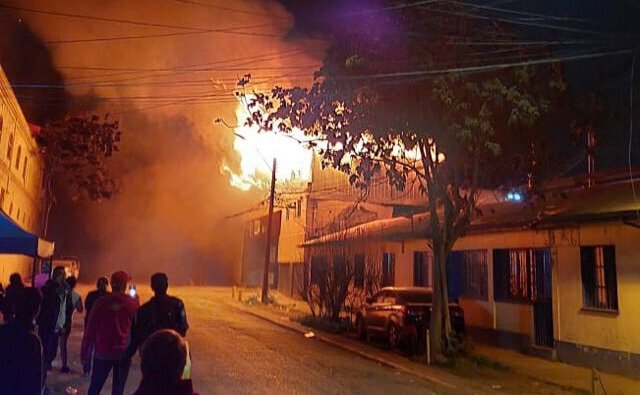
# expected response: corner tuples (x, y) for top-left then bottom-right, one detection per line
(0, 66), (46, 285)
(238, 153), (426, 296)
(301, 171), (640, 379)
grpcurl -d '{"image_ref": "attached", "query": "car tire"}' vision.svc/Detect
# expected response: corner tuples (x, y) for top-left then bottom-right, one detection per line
(387, 322), (400, 349)
(356, 315), (367, 341)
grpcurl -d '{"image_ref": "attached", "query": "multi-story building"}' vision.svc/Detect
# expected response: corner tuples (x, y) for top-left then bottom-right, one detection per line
(238, 153), (426, 297)
(0, 65), (47, 284)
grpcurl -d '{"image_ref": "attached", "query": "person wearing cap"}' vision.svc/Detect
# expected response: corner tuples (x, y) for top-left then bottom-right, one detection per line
(38, 266), (72, 372)
(81, 271), (139, 395)
(127, 272), (189, 357)
(132, 329), (199, 395)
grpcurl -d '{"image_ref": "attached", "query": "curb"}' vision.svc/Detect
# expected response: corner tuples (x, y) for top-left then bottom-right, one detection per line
(234, 303), (457, 390)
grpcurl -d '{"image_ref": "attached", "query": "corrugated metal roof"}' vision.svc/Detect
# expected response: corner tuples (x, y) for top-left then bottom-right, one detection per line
(301, 178), (640, 247)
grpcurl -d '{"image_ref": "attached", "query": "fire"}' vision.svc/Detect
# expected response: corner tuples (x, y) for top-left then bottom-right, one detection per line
(222, 102), (444, 192)
(223, 103), (313, 191)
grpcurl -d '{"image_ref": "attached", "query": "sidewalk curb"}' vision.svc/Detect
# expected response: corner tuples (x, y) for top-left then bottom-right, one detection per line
(233, 303), (457, 390)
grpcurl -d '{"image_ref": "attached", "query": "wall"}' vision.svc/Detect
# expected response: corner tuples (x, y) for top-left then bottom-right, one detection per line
(554, 223), (640, 355)
(0, 66), (45, 285)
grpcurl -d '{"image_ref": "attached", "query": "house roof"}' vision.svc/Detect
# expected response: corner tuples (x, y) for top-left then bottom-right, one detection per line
(301, 177), (640, 247)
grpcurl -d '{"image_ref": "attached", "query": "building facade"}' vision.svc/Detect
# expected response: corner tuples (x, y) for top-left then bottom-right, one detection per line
(0, 66), (46, 285)
(301, 173), (640, 378)
(238, 153), (425, 297)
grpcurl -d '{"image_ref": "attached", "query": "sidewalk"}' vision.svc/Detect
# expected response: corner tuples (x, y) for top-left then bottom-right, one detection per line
(473, 344), (640, 395)
(230, 291), (582, 395)
(253, 289), (640, 394)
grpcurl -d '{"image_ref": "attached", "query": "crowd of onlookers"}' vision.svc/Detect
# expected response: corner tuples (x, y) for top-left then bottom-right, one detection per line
(0, 269), (198, 395)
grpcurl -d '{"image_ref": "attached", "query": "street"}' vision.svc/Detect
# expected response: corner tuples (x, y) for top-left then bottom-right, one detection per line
(48, 286), (458, 395)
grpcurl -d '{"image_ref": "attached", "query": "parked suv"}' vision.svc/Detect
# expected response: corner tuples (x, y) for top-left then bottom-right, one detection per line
(355, 287), (465, 350)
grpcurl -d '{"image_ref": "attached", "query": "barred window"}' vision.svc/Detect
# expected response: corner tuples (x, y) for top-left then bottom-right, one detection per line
(413, 251), (432, 287)
(310, 256), (328, 285)
(581, 246), (618, 312)
(382, 253), (395, 287)
(449, 250), (488, 300)
(493, 249), (542, 304)
(354, 254), (365, 288)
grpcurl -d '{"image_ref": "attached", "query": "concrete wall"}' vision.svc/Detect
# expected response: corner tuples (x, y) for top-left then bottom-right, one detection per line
(396, 222), (640, 376)
(0, 67), (45, 286)
(0, 67), (45, 234)
(554, 223), (640, 354)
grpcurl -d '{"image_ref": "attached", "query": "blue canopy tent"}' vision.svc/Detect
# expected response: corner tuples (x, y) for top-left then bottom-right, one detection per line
(0, 211), (55, 286)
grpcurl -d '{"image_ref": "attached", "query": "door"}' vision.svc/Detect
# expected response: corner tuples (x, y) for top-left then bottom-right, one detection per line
(534, 249), (554, 347)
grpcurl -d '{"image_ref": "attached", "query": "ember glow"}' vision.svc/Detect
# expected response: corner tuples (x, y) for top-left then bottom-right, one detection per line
(223, 103), (313, 191)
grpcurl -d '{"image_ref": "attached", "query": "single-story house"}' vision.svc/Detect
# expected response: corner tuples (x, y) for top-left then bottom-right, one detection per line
(301, 173), (640, 378)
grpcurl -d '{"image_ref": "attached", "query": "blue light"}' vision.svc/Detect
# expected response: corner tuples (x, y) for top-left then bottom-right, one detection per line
(506, 191), (523, 202)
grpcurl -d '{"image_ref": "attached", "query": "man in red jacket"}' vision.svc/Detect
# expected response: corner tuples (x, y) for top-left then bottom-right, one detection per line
(81, 271), (139, 395)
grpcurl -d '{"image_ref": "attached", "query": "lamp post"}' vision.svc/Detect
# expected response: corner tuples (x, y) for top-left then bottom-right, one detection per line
(262, 157), (277, 304)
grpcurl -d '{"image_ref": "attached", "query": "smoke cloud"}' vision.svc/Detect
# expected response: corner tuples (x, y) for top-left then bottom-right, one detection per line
(4, 0), (324, 284)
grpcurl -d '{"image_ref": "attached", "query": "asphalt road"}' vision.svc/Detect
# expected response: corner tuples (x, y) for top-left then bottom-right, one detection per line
(48, 286), (456, 395)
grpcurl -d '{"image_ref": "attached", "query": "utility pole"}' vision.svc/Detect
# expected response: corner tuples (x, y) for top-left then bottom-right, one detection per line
(262, 157), (277, 304)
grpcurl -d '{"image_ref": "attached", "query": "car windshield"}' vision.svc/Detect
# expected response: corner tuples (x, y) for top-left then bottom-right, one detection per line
(397, 291), (432, 304)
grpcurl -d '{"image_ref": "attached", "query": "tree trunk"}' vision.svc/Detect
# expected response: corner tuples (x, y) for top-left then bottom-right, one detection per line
(429, 237), (454, 361)
(429, 243), (445, 358)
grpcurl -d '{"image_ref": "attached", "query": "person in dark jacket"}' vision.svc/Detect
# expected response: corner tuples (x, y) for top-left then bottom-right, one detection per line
(60, 276), (83, 373)
(133, 329), (198, 395)
(84, 276), (109, 327)
(128, 273), (188, 357)
(0, 287), (44, 395)
(83, 276), (110, 375)
(37, 267), (72, 372)
(0, 282), (5, 320)
(4, 272), (25, 322)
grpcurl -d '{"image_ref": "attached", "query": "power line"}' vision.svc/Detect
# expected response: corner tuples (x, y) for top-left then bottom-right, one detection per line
(416, 3), (636, 40)
(166, 0), (284, 18)
(628, 55), (639, 221)
(44, 23), (282, 44)
(339, 46), (640, 81)
(0, 3), (313, 41)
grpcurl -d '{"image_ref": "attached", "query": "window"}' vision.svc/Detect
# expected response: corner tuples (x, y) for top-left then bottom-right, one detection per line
(0, 115), (3, 135)
(382, 252), (395, 286)
(296, 198), (302, 217)
(16, 208), (20, 221)
(6, 134), (14, 161)
(15, 145), (21, 169)
(354, 254), (365, 287)
(22, 157), (27, 181)
(9, 202), (13, 216)
(413, 251), (432, 287)
(0, 188), (5, 208)
(581, 246), (618, 311)
(493, 249), (543, 303)
(252, 219), (261, 236)
(310, 256), (328, 285)
(449, 250), (488, 300)
(333, 255), (348, 282)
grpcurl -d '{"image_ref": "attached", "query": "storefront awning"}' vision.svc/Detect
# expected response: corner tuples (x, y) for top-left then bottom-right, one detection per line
(0, 211), (54, 258)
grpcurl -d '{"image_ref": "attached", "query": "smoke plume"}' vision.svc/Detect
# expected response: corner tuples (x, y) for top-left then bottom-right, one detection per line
(2, 0), (324, 284)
